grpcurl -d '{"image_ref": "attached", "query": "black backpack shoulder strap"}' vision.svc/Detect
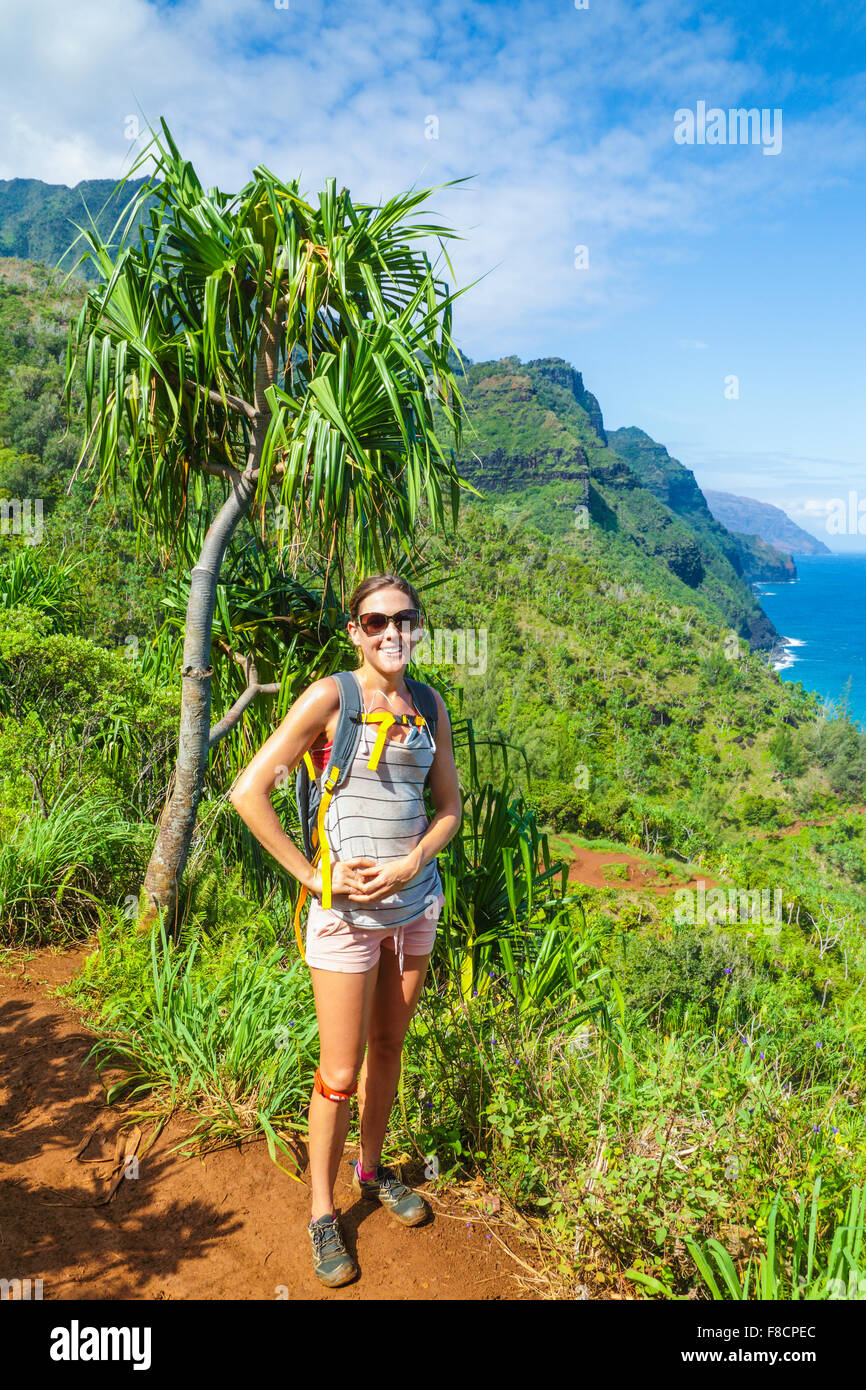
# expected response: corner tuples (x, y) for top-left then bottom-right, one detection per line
(294, 670), (364, 863)
(328, 669), (365, 787)
(296, 670), (367, 914)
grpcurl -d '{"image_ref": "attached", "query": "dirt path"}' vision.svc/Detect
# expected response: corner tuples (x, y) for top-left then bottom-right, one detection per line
(753, 802), (866, 840)
(0, 944), (544, 1301)
(564, 844), (719, 894)
(562, 801), (866, 893)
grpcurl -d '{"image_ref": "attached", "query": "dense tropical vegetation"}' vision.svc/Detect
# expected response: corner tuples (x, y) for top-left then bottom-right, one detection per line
(1, 151), (865, 1300)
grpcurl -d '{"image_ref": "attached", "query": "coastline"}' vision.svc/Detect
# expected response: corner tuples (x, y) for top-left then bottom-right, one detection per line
(753, 576), (801, 672)
(753, 555), (866, 726)
(771, 636), (806, 673)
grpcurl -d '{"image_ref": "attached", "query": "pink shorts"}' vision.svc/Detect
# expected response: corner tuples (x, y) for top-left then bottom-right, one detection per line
(304, 892), (445, 976)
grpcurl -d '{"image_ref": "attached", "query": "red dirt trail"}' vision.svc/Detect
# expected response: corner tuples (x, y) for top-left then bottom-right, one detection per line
(566, 845), (719, 894)
(564, 804), (866, 893)
(0, 944), (544, 1301)
(752, 803), (866, 840)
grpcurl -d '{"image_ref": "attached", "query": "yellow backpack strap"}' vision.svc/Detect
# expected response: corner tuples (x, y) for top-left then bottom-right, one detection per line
(293, 883), (308, 960)
(365, 710), (395, 770)
(363, 709), (429, 770)
(318, 766), (340, 908)
(293, 839), (321, 961)
(303, 750), (315, 779)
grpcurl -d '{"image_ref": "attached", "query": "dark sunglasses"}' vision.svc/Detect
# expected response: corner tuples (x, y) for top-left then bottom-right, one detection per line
(357, 607), (422, 636)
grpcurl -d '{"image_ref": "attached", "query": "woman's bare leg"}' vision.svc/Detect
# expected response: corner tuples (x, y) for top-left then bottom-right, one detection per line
(357, 947), (431, 1174)
(308, 961), (380, 1220)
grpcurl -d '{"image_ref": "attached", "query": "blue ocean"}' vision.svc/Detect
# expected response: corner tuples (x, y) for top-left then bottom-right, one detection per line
(753, 554), (866, 730)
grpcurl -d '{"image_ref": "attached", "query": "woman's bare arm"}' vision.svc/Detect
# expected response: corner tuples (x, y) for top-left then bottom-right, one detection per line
(404, 688), (463, 875)
(228, 677), (338, 891)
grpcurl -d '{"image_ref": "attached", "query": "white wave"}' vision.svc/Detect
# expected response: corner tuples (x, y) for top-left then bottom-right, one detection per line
(772, 635), (806, 672)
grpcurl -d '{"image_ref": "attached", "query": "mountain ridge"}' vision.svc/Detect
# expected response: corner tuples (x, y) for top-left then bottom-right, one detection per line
(704, 489), (831, 557)
(607, 426), (797, 584)
(0, 217), (784, 653)
(447, 356), (783, 652)
(0, 176), (155, 282)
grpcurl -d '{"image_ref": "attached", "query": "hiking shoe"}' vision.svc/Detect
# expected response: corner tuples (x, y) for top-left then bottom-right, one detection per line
(307, 1213), (357, 1287)
(350, 1161), (429, 1226)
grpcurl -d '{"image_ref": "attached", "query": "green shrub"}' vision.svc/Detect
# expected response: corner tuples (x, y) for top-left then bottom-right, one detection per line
(524, 779), (587, 833)
(791, 770), (836, 817)
(616, 923), (758, 1029)
(602, 862), (630, 882)
(768, 727), (806, 778)
(738, 793), (780, 828)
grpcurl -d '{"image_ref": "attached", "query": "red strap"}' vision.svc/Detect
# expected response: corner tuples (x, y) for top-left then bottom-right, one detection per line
(314, 1067), (357, 1101)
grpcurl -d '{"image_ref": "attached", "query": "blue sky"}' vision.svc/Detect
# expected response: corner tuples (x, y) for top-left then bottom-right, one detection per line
(3, 0), (866, 547)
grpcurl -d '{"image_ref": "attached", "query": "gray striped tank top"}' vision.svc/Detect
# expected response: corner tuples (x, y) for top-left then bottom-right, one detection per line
(314, 671), (443, 929)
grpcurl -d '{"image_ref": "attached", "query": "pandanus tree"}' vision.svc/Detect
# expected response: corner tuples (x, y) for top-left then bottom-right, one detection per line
(65, 119), (474, 933)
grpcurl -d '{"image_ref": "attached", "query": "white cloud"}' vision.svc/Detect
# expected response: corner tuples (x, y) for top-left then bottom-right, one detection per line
(687, 447), (866, 524)
(1, 0), (864, 408)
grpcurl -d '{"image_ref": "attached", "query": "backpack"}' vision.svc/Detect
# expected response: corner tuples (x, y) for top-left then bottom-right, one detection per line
(292, 670), (440, 959)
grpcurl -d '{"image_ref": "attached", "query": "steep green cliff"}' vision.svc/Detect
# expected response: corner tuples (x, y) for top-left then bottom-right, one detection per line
(0, 176), (155, 281)
(730, 531), (797, 582)
(448, 358), (781, 651)
(608, 425), (797, 584)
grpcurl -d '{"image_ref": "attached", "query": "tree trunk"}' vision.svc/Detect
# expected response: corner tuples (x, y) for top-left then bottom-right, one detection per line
(138, 310), (280, 935)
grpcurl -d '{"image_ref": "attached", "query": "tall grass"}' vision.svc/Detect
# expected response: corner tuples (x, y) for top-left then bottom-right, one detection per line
(630, 1177), (866, 1300)
(391, 932), (866, 1299)
(436, 755), (585, 1001)
(84, 919), (319, 1171)
(0, 784), (146, 944)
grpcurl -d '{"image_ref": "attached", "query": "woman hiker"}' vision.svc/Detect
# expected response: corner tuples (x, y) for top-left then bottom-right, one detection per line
(229, 574), (462, 1287)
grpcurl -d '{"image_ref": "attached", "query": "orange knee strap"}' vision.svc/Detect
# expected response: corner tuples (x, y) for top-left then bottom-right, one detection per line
(314, 1067), (358, 1102)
